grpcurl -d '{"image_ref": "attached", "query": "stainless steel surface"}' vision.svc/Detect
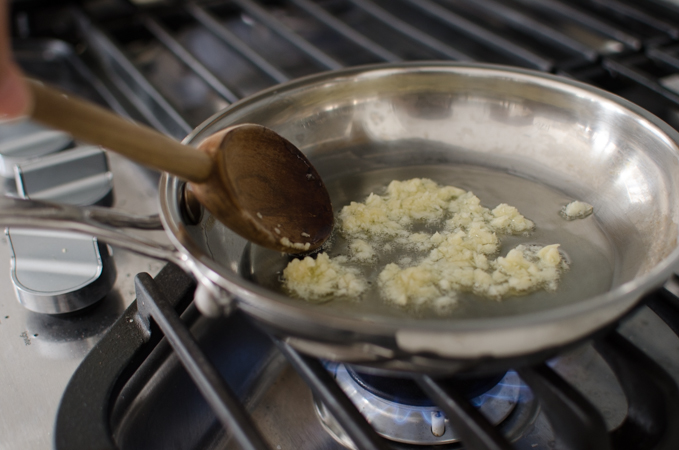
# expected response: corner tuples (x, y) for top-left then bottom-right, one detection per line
(0, 120), (72, 178)
(0, 150), (167, 449)
(7, 229), (116, 314)
(15, 145), (113, 206)
(0, 36), (170, 450)
(159, 62), (679, 370)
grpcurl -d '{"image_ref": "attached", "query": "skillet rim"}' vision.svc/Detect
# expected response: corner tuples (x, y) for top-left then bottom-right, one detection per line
(158, 61), (679, 356)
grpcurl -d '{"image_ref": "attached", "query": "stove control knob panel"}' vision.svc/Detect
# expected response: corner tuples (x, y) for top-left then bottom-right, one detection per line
(14, 145), (114, 206)
(1, 119), (117, 314)
(6, 229), (117, 314)
(0, 120), (72, 178)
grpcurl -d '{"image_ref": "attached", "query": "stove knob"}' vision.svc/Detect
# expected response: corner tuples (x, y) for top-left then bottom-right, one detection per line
(7, 142), (117, 313)
(0, 119), (72, 178)
(6, 229), (117, 314)
(14, 145), (113, 206)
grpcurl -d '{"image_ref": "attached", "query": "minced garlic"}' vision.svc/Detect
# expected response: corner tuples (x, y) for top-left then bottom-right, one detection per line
(349, 239), (376, 262)
(378, 264), (448, 307)
(282, 178), (568, 310)
(340, 178), (465, 240)
(561, 201), (593, 220)
(282, 253), (367, 300)
(280, 237), (311, 251)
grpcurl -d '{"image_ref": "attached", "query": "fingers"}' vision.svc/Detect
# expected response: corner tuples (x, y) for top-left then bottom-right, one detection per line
(0, 62), (30, 118)
(0, 0), (31, 119)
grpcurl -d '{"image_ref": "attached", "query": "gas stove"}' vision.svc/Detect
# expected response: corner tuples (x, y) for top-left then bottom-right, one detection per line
(3, 1), (679, 449)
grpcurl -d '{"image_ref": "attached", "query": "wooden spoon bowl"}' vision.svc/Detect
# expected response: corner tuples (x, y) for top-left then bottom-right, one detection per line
(192, 124), (333, 252)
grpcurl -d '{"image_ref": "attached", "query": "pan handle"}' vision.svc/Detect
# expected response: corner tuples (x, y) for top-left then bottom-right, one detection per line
(0, 196), (185, 266)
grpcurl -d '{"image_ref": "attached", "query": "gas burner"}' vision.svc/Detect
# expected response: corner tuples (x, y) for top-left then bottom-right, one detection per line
(315, 364), (532, 447)
(346, 367), (506, 406)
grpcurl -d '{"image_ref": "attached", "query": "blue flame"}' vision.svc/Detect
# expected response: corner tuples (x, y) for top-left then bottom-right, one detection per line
(326, 364), (531, 432)
(419, 409), (434, 425)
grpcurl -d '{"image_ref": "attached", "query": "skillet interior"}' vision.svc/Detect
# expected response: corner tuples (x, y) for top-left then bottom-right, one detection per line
(166, 63), (679, 337)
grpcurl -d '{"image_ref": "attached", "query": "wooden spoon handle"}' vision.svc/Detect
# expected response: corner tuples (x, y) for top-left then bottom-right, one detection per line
(27, 79), (213, 183)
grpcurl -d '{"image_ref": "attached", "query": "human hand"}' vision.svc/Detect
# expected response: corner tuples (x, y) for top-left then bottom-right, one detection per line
(0, 0), (31, 119)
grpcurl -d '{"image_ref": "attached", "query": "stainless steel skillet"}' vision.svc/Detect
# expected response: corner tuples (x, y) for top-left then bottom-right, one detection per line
(4, 62), (679, 374)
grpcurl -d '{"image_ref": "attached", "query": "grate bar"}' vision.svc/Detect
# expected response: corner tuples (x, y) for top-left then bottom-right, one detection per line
(72, 9), (192, 138)
(603, 57), (679, 106)
(349, 0), (473, 61)
(584, 0), (679, 39)
(399, 0), (553, 71)
(414, 374), (514, 450)
(452, 0), (597, 61)
(647, 275), (679, 337)
(143, 16), (240, 103)
(647, 47), (679, 72)
(288, 0), (401, 62)
(647, 0), (679, 16)
(56, 41), (133, 119)
(134, 273), (271, 450)
(232, 0), (344, 70)
(186, 3), (290, 84)
(518, 364), (611, 450)
(54, 264), (196, 450)
(512, 0), (640, 50)
(275, 341), (392, 450)
(594, 331), (679, 450)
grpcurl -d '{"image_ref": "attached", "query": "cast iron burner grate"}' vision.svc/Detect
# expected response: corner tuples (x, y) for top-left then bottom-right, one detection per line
(55, 265), (679, 450)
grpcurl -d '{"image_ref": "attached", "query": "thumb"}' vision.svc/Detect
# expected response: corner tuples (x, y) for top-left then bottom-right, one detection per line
(0, 62), (30, 119)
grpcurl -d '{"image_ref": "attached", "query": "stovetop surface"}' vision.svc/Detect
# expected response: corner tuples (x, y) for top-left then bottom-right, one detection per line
(4, 1), (679, 449)
(0, 148), (167, 450)
(0, 37), (168, 448)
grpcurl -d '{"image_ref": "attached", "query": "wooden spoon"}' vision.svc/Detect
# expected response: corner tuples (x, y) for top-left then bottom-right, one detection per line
(26, 80), (334, 253)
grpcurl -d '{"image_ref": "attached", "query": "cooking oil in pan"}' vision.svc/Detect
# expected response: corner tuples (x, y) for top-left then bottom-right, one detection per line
(243, 165), (619, 320)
